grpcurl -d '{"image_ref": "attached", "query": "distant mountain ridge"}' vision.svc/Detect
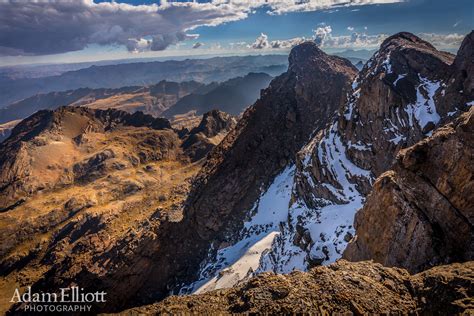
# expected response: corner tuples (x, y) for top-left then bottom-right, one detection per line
(0, 55), (289, 108)
(0, 73), (273, 129)
(0, 81), (205, 125)
(163, 72), (273, 118)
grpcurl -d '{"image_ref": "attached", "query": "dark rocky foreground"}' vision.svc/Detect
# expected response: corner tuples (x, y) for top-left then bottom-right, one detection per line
(116, 260), (474, 315)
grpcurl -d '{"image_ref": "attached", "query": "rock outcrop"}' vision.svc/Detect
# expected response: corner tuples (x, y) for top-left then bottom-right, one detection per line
(182, 110), (237, 161)
(344, 107), (474, 272)
(119, 260), (474, 315)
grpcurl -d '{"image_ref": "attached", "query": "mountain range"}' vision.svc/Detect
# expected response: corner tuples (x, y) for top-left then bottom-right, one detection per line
(0, 55), (289, 109)
(0, 31), (472, 314)
(0, 73), (273, 142)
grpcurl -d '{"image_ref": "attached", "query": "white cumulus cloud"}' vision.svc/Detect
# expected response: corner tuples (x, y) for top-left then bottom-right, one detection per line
(249, 25), (387, 50)
(249, 33), (306, 50)
(314, 25), (333, 46)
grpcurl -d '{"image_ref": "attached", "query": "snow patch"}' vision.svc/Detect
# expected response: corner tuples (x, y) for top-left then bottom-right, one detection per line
(194, 232), (279, 294)
(183, 165), (295, 294)
(405, 75), (441, 131)
(347, 140), (371, 151)
(381, 53), (392, 74)
(344, 77), (361, 120)
(389, 134), (404, 144)
(393, 73), (406, 86)
(259, 123), (372, 273)
(384, 117), (405, 145)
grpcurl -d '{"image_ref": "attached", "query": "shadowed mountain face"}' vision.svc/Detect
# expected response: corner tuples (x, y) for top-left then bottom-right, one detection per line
(163, 72), (273, 117)
(0, 55), (289, 109)
(0, 32), (473, 315)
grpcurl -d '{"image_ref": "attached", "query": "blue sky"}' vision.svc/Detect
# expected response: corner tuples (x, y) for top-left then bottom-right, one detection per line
(194, 0), (473, 42)
(0, 0), (472, 66)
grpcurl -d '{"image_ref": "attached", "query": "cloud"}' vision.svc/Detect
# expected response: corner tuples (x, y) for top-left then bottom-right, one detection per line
(249, 33), (271, 49)
(419, 33), (465, 48)
(314, 26), (333, 46)
(270, 37), (306, 49)
(0, 0), (246, 56)
(0, 0), (406, 56)
(313, 25), (387, 48)
(215, 0), (404, 15)
(210, 42), (223, 50)
(347, 26), (355, 32)
(249, 33), (305, 50)
(249, 26), (387, 50)
(249, 26), (467, 51)
(192, 42), (204, 49)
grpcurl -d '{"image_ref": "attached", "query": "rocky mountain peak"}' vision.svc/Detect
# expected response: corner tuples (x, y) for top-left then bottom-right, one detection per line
(288, 41), (356, 76)
(454, 30), (474, 65)
(288, 41), (325, 65)
(364, 32), (454, 82)
(380, 32), (436, 52)
(190, 110), (236, 138)
(182, 110), (237, 161)
(127, 40), (358, 304)
(336, 30), (460, 177)
(452, 30), (474, 98)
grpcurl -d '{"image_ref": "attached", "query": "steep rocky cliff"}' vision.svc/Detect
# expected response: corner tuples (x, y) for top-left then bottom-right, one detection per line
(133, 42), (358, 301)
(134, 32), (472, 302)
(344, 107), (474, 272)
(244, 32), (470, 276)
